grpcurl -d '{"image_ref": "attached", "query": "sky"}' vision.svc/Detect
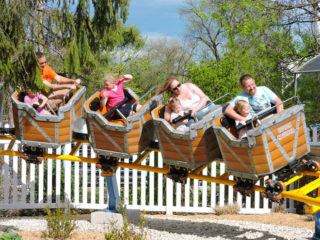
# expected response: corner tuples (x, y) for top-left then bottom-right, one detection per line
(126, 0), (187, 40)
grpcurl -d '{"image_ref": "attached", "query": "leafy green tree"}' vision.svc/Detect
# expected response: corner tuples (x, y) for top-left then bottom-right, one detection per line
(0, 0), (141, 88)
(181, 0), (320, 110)
(0, 0), (144, 122)
(187, 59), (240, 102)
(128, 38), (192, 93)
(297, 72), (320, 124)
(103, 37), (192, 98)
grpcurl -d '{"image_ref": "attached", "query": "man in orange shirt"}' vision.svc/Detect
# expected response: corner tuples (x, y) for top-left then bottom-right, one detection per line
(36, 52), (81, 110)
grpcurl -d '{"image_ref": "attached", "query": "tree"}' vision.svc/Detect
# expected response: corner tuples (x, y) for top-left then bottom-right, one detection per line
(272, 0), (320, 26)
(297, 72), (320, 124)
(180, 0), (224, 62)
(0, 0), (144, 121)
(131, 37), (193, 89)
(181, 0), (320, 108)
(104, 37), (193, 98)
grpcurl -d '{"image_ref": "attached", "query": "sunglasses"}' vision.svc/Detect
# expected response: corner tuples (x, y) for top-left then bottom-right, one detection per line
(39, 61), (47, 65)
(171, 83), (181, 91)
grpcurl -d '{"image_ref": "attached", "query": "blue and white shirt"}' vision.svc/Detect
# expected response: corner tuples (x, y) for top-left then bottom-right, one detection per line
(231, 86), (278, 114)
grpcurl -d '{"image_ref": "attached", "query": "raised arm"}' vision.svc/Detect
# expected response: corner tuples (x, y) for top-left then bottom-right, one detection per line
(119, 74), (133, 84)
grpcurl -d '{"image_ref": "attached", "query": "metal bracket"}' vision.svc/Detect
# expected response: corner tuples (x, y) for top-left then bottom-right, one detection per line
(22, 146), (45, 164)
(166, 165), (188, 183)
(96, 155), (119, 174)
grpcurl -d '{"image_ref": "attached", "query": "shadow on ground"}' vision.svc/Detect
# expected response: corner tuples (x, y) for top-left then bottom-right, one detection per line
(144, 217), (312, 240)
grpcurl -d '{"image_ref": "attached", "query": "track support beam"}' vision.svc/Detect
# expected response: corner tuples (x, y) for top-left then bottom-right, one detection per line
(105, 175), (121, 212)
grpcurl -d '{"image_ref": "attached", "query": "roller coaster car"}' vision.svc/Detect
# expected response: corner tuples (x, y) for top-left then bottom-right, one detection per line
(11, 86), (86, 149)
(84, 88), (163, 159)
(213, 104), (310, 182)
(151, 103), (222, 172)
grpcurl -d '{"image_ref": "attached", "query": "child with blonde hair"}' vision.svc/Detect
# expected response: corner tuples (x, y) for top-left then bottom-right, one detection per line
(234, 100), (252, 139)
(100, 74), (141, 119)
(166, 96), (189, 132)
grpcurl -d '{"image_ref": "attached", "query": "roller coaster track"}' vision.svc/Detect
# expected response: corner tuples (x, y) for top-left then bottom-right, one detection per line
(1, 135), (320, 212)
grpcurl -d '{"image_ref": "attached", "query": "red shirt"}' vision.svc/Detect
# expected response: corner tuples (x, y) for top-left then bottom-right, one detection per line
(100, 79), (125, 111)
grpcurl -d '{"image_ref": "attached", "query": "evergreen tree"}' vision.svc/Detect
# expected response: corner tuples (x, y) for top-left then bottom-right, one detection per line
(0, 0), (143, 91)
(0, 0), (144, 122)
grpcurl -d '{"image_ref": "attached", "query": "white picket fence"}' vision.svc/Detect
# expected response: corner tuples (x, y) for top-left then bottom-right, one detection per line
(0, 125), (318, 214)
(310, 126), (320, 146)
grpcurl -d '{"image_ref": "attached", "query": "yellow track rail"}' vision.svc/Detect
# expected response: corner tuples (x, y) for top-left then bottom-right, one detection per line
(1, 140), (320, 211)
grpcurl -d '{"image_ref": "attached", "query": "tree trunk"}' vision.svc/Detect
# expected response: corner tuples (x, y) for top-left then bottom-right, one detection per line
(6, 86), (14, 128)
(36, 0), (45, 51)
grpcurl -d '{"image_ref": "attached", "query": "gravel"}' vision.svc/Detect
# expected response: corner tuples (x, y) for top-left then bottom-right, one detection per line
(0, 216), (314, 240)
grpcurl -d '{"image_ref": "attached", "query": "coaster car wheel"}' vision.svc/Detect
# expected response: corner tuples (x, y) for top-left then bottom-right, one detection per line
(276, 180), (285, 192)
(22, 146), (45, 164)
(36, 156), (44, 162)
(272, 193), (283, 201)
(233, 178), (254, 196)
(300, 159), (320, 172)
(96, 155), (119, 175)
(261, 179), (285, 202)
(260, 192), (267, 198)
(166, 165), (188, 183)
(244, 188), (254, 195)
(309, 160), (320, 172)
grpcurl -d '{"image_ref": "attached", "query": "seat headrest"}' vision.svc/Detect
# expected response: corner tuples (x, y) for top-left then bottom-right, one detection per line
(220, 115), (235, 128)
(89, 97), (100, 111)
(17, 92), (27, 102)
(158, 106), (165, 119)
(222, 103), (229, 113)
(124, 89), (134, 101)
(220, 103), (235, 128)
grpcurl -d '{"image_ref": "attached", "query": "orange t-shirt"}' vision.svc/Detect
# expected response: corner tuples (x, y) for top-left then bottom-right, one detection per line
(40, 65), (57, 84)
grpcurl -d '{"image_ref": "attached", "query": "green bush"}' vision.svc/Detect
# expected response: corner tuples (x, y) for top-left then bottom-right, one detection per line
(105, 204), (147, 240)
(41, 205), (77, 240)
(0, 231), (22, 240)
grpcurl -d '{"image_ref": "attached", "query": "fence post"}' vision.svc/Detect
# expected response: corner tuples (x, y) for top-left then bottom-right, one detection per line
(157, 153), (163, 208)
(166, 177), (173, 215)
(64, 144), (72, 204)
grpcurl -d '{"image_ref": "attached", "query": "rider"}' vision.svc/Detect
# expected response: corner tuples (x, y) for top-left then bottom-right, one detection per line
(158, 76), (216, 126)
(99, 73), (141, 119)
(36, 51), (81, 110)
(224, 74), (283, 122)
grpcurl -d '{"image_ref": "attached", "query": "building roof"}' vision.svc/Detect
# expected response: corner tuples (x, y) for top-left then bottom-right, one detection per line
(295, 55), (320, 73)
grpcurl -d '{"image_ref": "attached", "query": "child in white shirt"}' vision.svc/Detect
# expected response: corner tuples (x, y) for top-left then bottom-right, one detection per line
(234, 100), (252, 139)
(167, 96), (189, 132)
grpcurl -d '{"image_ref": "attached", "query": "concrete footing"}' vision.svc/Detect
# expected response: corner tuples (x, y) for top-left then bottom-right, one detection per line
(90, 209), (141, 227)
(91, 211), (123, 228)
(125, 209), (141, 225)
